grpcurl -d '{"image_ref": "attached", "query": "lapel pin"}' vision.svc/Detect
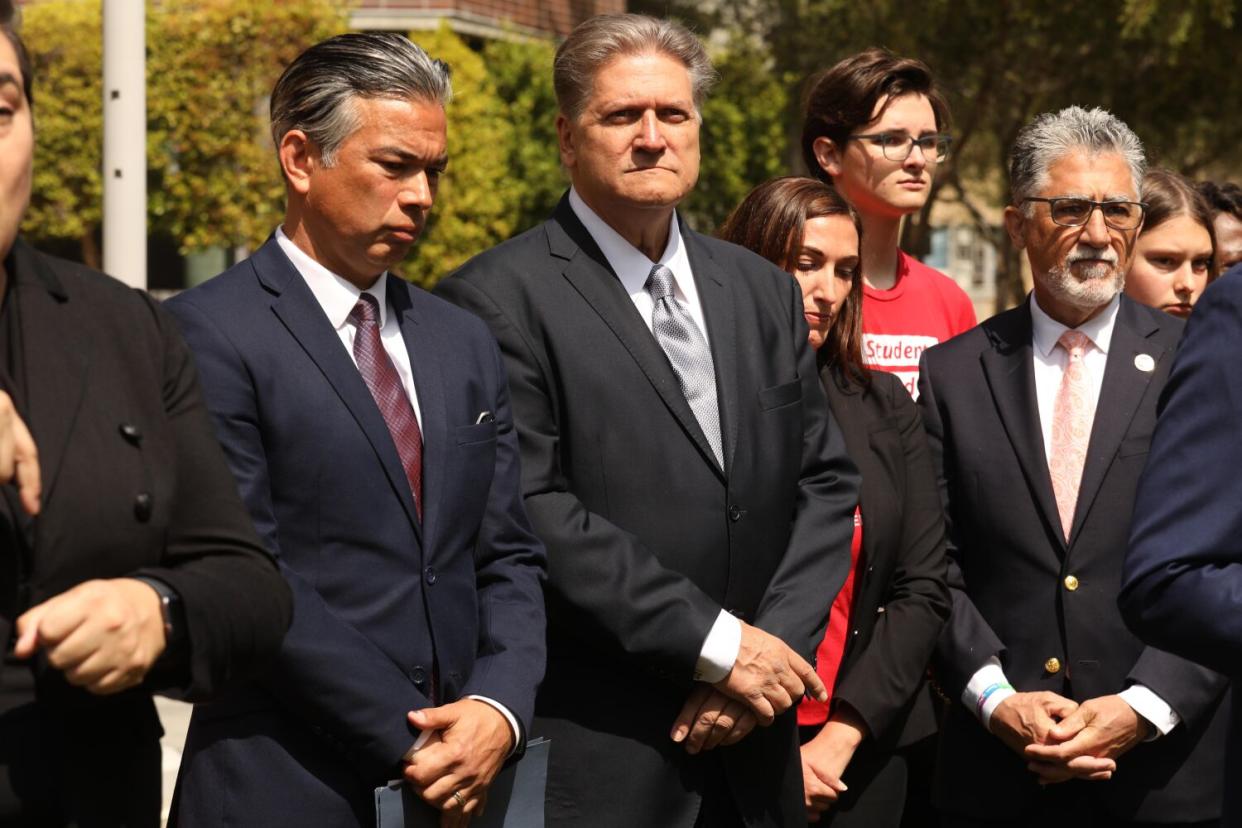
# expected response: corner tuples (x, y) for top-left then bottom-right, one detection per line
(1134, 353), (1155, 372)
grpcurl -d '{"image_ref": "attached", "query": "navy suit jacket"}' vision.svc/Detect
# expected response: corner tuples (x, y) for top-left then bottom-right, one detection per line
(1122, 263), (1242, 826)
(165, 238), (547, 826)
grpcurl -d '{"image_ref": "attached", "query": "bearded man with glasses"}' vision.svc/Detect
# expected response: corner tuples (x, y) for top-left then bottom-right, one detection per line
(916, 105), (1228, 827)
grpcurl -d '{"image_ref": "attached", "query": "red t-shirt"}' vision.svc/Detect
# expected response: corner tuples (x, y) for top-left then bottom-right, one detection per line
(861, 250), (977, 398)
(798, 507), (864, 727)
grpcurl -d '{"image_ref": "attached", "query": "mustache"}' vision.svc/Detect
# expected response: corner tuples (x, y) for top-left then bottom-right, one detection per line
(1066, 245), (1118, 265)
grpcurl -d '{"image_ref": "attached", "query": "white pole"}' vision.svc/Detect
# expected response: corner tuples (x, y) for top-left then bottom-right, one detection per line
(102, 0), (146, 289)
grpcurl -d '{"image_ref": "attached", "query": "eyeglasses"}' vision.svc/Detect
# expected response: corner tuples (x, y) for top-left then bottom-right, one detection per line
(1021, 197), (1147, 231)
(848, 132), (951, 163)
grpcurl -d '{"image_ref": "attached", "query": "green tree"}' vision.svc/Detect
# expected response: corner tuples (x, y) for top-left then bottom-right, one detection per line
(20, 0), (103, 266)
(682, 33), (791, 233)
(482, 35), (564, 237)
(147, 0), (348, 253)
(400, 25), (517, 286)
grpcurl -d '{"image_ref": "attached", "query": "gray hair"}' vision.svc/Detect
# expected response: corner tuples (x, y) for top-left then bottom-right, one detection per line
(270, 32), (451, 166)
(1010, 106), (1146, 208)
(553, 14), (717, 121)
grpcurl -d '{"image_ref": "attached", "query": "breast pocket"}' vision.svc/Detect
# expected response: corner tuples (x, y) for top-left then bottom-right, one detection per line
(757, 379), (802, 411)
(455, 421), (498, 445)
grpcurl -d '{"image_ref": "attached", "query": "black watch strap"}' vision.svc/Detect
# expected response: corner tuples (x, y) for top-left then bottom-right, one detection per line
(132, 576), (185, 647)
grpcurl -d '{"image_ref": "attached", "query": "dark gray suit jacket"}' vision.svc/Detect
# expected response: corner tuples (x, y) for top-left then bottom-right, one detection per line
(436, 195), (859, 828)
(918, 295), (1227, 822)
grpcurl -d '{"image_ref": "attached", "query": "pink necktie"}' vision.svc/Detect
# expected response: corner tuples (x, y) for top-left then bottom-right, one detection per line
(1049, 330), (1094, 540)
(349, 293), (423, 521)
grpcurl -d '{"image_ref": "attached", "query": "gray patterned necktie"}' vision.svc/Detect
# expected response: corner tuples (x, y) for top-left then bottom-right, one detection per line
(645, 264), (724, 467)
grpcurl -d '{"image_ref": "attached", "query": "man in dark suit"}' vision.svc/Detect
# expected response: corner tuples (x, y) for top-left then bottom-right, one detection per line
(918, 106), (1228, 826)
(436, 14), (859, 828)
(0, 20), (291, 826)
(165, 33), (547, 826)
(1121, 261), (1242, 827)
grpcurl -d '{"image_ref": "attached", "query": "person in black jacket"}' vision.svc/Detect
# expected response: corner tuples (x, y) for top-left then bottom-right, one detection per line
(0, 21), (291, 827)
(720, 176), (949, 826)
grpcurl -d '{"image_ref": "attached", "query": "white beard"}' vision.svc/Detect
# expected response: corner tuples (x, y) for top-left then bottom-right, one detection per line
(1044, 254), (1125, 312)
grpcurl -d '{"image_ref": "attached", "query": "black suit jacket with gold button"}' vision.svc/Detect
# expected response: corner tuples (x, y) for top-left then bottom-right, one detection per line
(917, 295), (1227, 822)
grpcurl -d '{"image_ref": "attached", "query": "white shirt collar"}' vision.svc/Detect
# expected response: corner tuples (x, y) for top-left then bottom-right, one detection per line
(567, 187), (693, 298)
(1030, 291), (1120, 358)
(275, 226), (389, 330)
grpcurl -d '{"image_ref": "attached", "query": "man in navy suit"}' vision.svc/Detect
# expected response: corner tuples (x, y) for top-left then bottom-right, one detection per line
(1122, 261), (1242, 827)
(165, 33), (546, 826)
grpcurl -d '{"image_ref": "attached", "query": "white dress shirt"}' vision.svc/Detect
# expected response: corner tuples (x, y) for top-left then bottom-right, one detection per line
(962, 292), (1178, 737)
(566, 191), (740, 684)
(275, 228), (521, 753)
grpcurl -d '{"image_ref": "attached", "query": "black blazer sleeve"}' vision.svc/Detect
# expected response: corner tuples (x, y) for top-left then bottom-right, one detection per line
(133, 294), (293, 700)
(752, 282), (859, 661)
(435, 275), (723, 679)
(917, 351), (1007, 698)
(831, 376), (949, 742)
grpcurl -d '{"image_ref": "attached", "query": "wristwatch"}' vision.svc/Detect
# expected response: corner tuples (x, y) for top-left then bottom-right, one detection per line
(133, 576), (185, 647)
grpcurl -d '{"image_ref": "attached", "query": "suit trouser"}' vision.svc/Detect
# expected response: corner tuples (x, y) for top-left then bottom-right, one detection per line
(940, 780), (1218, 828)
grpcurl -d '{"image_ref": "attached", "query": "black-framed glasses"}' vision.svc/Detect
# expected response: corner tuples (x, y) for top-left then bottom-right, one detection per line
(1021, 197), (1147, 230)
(848, 132), (952, 163)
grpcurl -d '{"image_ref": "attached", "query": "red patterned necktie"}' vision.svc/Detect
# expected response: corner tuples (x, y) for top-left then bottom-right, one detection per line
(1049, 330), (1094, 541)
(349, 293), (423, 520)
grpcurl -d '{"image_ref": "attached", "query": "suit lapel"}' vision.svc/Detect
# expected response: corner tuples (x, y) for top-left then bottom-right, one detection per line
(1069, 298), (1164, 543)
(979, 303), (1066, 552)
(14, 241), (90, 510)
(548, 199), (725, 479)
(255, 241), (423, 543)
(390, 283), (446, 556)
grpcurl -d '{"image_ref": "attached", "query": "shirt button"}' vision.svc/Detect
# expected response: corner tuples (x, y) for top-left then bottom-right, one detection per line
(424, 566), (436, 585)
(1044, 657), (1062, 674)
(118, 422), (142, 445)
(728, 505), (742, 522)
(1063, 575), (1080, 591)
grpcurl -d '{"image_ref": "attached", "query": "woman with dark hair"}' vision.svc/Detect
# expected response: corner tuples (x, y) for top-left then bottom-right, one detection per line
(720, 177), (949, 826)
(1125, 169), (1217, 318)
(801, 49), (975, 398)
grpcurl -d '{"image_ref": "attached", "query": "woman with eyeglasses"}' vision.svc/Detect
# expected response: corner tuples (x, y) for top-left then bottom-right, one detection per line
(802, 49), (975, 400)
(1124, 169), (1218, 318)
(720, 177), (949, 827)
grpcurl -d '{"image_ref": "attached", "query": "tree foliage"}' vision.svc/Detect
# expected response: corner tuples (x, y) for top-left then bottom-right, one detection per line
(20, 0), (103, 264)
(147, 0), (347, 252)
(400, 25), (524, 285)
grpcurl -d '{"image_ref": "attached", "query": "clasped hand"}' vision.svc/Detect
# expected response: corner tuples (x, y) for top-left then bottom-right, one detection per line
(669, 622), (827, 754)
(404, 699), (513, 828)
(989, 692), (1149, 785)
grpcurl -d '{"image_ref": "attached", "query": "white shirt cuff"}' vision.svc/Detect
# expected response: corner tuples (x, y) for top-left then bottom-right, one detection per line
(465, 695), (522, 757)
(403, 695), (522, 762)
(694, 610), (742, 683)
(1119, 684), (1179, 739)
(962, 657), (1016, 730)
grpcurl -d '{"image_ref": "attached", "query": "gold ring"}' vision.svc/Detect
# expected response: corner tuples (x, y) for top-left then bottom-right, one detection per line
(452, 790), (465, 808)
